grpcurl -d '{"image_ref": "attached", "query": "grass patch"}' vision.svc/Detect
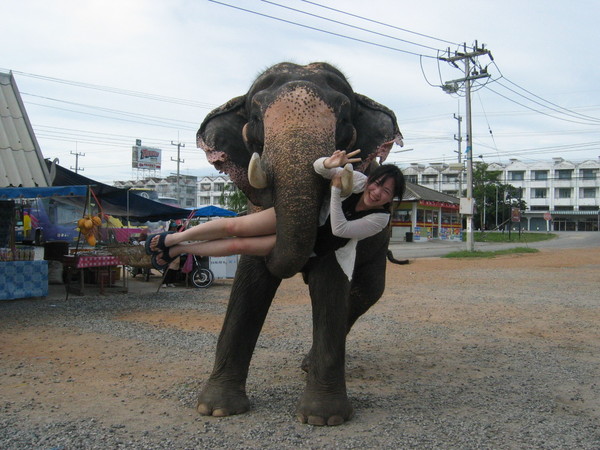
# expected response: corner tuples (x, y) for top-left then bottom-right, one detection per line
(472, 232), (556, 243)
(443, 247), (540, 259)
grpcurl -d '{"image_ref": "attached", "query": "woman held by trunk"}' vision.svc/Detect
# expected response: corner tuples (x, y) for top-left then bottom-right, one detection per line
(146, 150), (404, 275)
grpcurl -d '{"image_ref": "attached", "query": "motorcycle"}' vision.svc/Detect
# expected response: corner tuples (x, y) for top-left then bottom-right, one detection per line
(187, 254), (214, 288)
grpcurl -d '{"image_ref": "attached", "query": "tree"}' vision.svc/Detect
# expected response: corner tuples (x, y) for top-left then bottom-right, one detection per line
(219, 184), (248, 214)
(472, 162), (527, 230)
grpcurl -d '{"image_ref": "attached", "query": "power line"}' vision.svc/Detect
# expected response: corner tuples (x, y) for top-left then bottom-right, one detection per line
(492, 80), (600, 124)
(9, 70), (217, 108)
(22, 92), (199, 128)
(485, 85), (600, 126)
(25, 101), (198, 131)
(298, 0), (462, 48)
(491, 64), (600, 123)
(259, 0), (444, 53)
(207, 0), (439, 58)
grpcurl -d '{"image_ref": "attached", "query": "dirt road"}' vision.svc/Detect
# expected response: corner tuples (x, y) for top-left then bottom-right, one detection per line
(1, 247), (599, 448)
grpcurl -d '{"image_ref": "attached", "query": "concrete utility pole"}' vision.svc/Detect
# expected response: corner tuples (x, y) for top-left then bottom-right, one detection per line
(453, 113), (463, 165)
(440, 42), (492, 251)
(171, 140), (185, 206)
(70, 149), (85, 173)
(453, 113), (463, 197)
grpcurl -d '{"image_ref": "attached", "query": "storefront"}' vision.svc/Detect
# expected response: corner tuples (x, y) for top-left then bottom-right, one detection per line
(391, 182), (461, 241)
(525, 210), (599, 232)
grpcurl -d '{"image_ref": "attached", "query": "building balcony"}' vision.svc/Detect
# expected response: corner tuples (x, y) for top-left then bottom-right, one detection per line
(529, 198), (550, 206)
(553, 179), (573, 187)
(553, 198), (574, 206)
(577, 198), (599, 207)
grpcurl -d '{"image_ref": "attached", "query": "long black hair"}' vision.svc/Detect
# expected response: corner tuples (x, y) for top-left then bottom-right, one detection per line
(366, 164), (405, 207)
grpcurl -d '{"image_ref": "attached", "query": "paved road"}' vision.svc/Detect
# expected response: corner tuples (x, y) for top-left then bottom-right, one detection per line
(388, 231), (600, 259)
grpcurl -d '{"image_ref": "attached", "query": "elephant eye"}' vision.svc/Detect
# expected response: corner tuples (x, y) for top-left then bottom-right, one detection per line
(244, 121), (264, 152)
(336, 123), (356, 150)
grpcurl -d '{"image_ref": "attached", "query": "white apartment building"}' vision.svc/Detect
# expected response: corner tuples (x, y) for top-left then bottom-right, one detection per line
(401, 157), (600, 232)
(197, 175), (235, 208)
(114, 174), (198, 209)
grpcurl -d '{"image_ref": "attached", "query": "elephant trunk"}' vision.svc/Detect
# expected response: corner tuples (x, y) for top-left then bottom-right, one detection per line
(260, 87), (336, 278)
(262, 130), (332, 279)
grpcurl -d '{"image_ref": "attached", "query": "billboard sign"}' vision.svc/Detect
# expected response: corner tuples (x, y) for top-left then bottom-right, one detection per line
(511, 207), (521, 223)
(132, 146), (162, 169)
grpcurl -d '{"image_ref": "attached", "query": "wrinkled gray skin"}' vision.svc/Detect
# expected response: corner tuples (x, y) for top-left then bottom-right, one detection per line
(196, 62), (403, 426)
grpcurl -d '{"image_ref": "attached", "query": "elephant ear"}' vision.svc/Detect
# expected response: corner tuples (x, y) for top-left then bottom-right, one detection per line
(353, 93), (403, 173)
(197, 96), (268, 206)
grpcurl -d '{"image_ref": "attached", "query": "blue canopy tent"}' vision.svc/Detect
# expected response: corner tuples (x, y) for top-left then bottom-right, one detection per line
(44, 162), (193, 222)
(0, 186), (88, 199)
(192, 205), (237, 217)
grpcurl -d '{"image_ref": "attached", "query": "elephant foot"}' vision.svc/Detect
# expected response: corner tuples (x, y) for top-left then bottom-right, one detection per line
(196, 380), (250, 417)
(300, 350), (313, 373)
(296, 390), (354, 426)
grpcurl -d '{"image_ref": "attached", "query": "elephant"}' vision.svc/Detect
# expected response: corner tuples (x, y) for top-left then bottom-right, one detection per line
(195, 62), (403, 426)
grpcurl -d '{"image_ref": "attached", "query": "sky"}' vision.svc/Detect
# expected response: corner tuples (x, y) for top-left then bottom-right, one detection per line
(2, 0), (600, 184)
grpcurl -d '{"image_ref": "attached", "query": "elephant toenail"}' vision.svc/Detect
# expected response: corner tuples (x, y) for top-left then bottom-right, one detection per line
(307, 415), (326, 426)
(327, 415), (344, 426)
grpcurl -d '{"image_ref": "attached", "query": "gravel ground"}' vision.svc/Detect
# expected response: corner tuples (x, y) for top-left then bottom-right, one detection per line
(1, 247), (599, 449)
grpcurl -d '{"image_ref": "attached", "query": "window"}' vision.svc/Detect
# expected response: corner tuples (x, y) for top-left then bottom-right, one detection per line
(556, 188), (572, 198)
(199, 197), (210, 205)
(581, 188), (597, 198)
(406, 175), (418, 184)
(556, 169), (573, 180)
(533, 188), (547, 199)
(422, 175), (437, 185)
(509, 171), (524, 181)
(581, 169), (597, 180)
(530, 206), (548, 211)
(201, 183), (211, 191)
(214, 183), (224, 192)
(443, 174), (458, 183)
(533, 170), (548, 181)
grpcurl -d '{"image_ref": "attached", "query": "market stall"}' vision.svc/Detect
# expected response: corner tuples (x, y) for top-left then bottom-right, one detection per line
(62, 253), (125, 295)
(0, 199), (48, 300)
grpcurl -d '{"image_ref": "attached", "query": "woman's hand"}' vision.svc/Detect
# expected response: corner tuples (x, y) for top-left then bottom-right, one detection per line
(323, 149), (361, 169)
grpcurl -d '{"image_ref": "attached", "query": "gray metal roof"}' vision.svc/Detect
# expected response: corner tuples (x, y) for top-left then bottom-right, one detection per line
(403, 181), (459, 204)
(0, 71), (51, 187)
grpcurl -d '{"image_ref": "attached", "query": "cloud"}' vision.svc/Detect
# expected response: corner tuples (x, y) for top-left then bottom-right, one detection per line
(2, 0), (599, 182)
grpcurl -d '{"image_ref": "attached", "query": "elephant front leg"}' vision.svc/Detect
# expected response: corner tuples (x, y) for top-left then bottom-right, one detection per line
(197, 256), (281, 417)
(296, 254), (353, 426)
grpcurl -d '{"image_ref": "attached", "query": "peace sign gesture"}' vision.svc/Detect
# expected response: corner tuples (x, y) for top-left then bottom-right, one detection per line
(323, 150), (361, 169)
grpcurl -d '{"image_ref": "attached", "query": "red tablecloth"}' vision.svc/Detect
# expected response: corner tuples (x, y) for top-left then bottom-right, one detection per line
(64, 255), (122, 268)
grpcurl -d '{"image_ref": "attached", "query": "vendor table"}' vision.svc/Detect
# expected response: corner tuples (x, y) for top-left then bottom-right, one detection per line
(63, 254), (126, 295)
(0, 260), (48, 300)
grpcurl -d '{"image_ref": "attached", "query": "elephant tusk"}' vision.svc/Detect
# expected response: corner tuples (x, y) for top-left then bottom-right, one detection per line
(248, 152), (268, 189)
(340, 163), (354, 197)
(369, 159), (380, 172)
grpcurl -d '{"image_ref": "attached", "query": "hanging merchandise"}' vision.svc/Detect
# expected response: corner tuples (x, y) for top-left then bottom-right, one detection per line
(77, 214), (102, 246)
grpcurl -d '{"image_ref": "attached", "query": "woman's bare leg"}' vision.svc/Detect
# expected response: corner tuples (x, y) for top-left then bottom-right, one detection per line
(154, 235), (276, 265)
(149, 208), (276, 251)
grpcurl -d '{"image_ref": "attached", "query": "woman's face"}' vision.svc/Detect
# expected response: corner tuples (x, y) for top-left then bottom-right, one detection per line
(362, 176), (395, 209)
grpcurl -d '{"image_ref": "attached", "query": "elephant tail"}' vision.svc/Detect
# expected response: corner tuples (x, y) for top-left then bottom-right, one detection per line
(386, 250), (409, 265)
